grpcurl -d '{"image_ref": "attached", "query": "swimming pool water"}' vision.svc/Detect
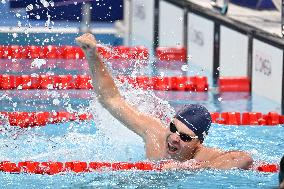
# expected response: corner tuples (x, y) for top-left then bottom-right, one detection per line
(0, 58), (282, 188)
(0, 123), (282, 189)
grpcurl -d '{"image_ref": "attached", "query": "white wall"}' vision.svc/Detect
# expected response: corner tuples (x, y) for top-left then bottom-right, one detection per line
(159, 1), (184, 47)
(130, 0), (154, 52)
(219, 26), (248, 76)
(252, 39), (283, 104)
(188, 13), (214, 75)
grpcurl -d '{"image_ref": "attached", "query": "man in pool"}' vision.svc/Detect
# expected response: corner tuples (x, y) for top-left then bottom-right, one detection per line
(75, 33), (253, 170)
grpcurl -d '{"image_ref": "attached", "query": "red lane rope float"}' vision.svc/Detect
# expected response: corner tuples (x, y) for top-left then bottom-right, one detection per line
(117, 75), (208, 92)
(0, 161), (278, 175)
(210, 111), (284, 126)
(0, 75), (209, 92)
(218, 76), (251, 92)
(1, 111), (283, 128)
(0, 45), (149, 60)
(156, 47), (187, 62)
(0, 111), (93, 128)
(0, 161), (161, 174)
(0, 74), (93, 90)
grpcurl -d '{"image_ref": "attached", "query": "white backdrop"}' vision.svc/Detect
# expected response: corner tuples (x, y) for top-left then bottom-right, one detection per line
(252, 39), (283, 104)
(188, 13), (214, 75)
(129, 0), (155, 53)
(159, 1), (184, 47)
(219, 26), (248, 77)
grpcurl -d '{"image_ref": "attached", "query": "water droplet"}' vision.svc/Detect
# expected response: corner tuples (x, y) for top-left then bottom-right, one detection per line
(40, 0), (49, 8)
(181, 65), (189, 71)
(26, 4), (33, 11)
(53, 99), (60, 105)
(12, 33), (18, 38)
(31, 59), (47, 69)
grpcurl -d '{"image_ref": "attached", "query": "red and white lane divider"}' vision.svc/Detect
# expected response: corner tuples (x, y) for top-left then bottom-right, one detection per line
(211, 111), (284, 126)
(156, 47), (187, 62)
(0, 75), (93, 90)
(0, 45), (149, 60)
(1, 111), (283, 128)
(0, 161), (278, 175)
(218, 77), (250, 92)
(0, 111), (93, 128)
(0, 75), (209, 92)
(0, 161), (161, 175)
(117, 75), (208, 92)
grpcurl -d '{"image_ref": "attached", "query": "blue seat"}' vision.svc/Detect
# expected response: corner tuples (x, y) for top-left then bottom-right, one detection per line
(230, 0), (276, 9)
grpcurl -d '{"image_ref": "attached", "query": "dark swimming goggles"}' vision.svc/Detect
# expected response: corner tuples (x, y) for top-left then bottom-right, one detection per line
(170, 122), (198, 142)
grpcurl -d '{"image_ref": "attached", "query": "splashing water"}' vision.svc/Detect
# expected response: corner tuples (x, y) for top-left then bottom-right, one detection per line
(26, 4), (34, 12)
(0, 60), (176, 162)
(40, 0), (50, 8)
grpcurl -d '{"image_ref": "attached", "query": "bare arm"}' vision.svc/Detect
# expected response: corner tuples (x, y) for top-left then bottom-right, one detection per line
(75, 33), (164, 138)
(162, 151), (253, 170)
(201, 151), (253, 170)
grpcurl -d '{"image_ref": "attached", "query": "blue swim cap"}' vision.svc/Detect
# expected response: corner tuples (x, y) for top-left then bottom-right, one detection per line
(280, 156), (284, 184)
(174, 104), (212, 143)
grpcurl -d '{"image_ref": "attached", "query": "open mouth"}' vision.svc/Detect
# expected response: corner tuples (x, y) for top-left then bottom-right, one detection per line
(168, 142), (178, 152)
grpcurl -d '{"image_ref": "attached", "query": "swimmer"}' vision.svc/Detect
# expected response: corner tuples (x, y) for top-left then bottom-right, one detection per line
(280, 156), (284, 189)
(75, 33), (253, 170)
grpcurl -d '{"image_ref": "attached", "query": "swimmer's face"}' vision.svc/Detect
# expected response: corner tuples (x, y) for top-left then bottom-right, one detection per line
(166, 119), (200, 160)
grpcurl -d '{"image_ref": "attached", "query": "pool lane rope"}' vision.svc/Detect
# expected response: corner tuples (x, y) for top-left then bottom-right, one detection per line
(211, 111), (284, 126)
(0, 161), (278, 175)
(0, 45), (149, 60)
(0, 45), (250, 92)
(0, 111), (93, 128)
(0, 74), (209, 91)
(1, 111), (283, 128)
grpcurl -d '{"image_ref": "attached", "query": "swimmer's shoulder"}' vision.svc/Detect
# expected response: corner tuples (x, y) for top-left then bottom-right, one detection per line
(194, 147), (224, 161)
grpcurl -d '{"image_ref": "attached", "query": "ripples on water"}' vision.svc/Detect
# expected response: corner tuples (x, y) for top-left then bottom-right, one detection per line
(0, 61), (282, 188)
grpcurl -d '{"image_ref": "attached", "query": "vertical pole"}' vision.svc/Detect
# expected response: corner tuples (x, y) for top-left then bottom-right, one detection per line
(281, 0), (284, 114)
(247, 33), (253, 92)
(183, 8), (188, 76)
(213, 23), (220, 85)
(153, 0), (160, 55)
(80, 2), (91, 33)
(123, 0), (132, 46)
(282, 51), (284, 114)
(183, 8), (188, 51)
(281, 0), (284, 37)
(247, 33), (253, 111)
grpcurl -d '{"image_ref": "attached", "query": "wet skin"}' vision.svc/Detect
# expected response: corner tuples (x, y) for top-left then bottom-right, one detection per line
(75, 33), (253, 170)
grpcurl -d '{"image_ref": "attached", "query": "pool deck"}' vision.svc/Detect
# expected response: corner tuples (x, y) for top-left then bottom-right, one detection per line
(188, 0), (282, 37)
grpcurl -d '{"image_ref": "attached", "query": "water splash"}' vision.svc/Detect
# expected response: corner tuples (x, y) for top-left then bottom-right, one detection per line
(31, 59), (47, 69)
(26, 4), (34, 12)
(0, 62), (175, 162)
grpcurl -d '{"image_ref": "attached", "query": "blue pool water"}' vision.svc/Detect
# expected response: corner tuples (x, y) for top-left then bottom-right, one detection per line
(0, 122), (282, 189)
(0, 2), (282, 188)
(0, 79), (283, 188)
(0, 46), (282, 189)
